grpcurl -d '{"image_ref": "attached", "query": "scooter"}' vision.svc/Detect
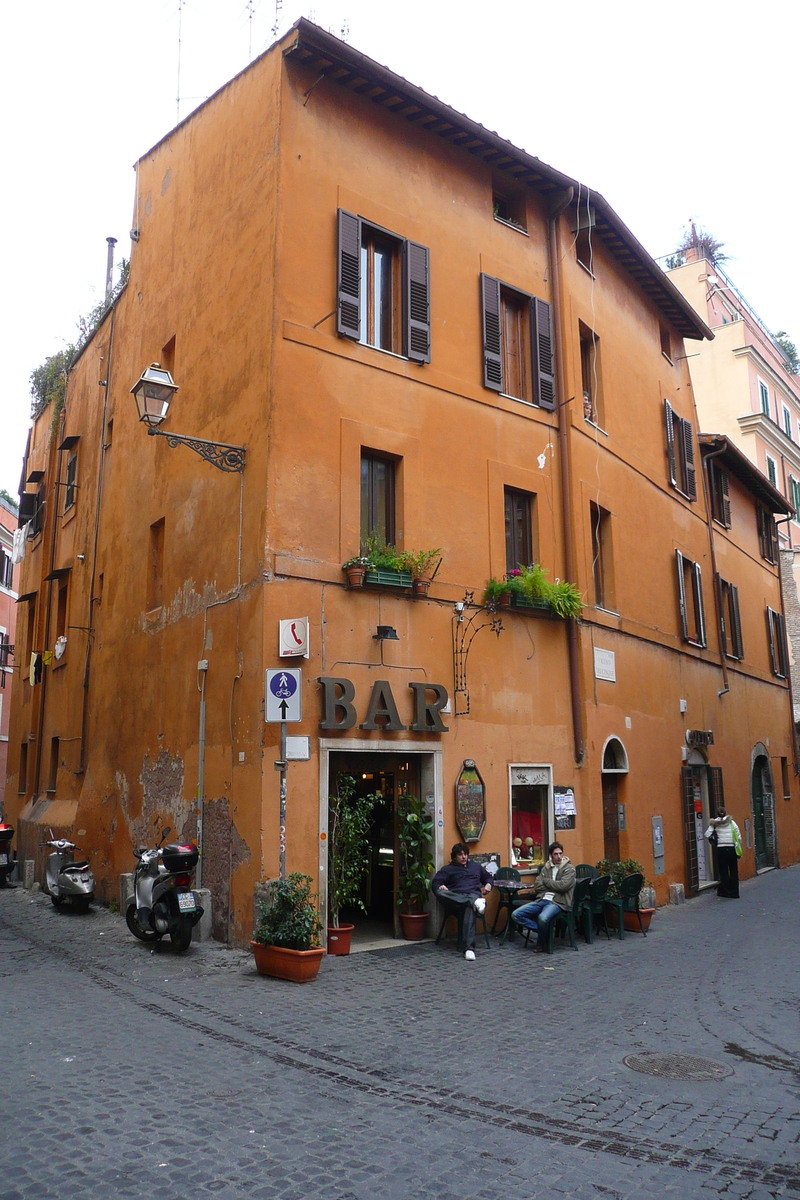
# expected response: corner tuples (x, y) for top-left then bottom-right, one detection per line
(43, 833), (95, 911)
(125, 824), (202, 953)
(0, 821), (15, 887)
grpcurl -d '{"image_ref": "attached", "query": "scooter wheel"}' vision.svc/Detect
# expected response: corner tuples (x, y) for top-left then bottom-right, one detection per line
(51, 894), (62, 908)
(74, 896), (92, 914)
(170, 916), (193, 952)
(126, 902), (160, 942)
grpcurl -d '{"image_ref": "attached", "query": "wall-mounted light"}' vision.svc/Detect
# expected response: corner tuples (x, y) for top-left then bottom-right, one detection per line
(374, 625), (399, 641)
(129, 361), (245, 473)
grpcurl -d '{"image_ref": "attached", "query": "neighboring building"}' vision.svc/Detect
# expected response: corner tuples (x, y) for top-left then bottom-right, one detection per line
(0, 494), (20, 818)
(668, 252), (800, 729)
(6, 22), (799, 944)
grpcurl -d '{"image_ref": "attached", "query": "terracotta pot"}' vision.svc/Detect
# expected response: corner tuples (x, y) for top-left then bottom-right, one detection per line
(250, 940), (324, 983)
(623, 907), (655, 933)
(346, 567), (366, 589)
(327, 922), (354, 955)
(413, 578), (431, 598)
(400, 911), (429, 939)
(499, 590), (512, 611)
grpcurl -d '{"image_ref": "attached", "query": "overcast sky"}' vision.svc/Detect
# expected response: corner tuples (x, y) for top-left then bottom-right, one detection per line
(2, 0), (797, 497)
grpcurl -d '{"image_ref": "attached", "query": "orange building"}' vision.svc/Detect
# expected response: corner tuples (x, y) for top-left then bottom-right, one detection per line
(6, 21), (799, 943)
(0, 495), (21, 818)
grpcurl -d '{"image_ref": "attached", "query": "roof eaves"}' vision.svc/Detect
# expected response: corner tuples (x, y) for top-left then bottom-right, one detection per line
(698, 434), (793, 514)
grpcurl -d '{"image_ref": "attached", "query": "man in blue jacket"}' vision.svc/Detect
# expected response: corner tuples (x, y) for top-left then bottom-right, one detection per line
(431, 842), (493, 961)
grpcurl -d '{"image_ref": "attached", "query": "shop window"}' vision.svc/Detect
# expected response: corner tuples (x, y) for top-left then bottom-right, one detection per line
(581, 325), (603, 426)
(504, 487), (534, 573)
(18, 743), (27, 795)
(781, 756), (791, 800)
(64, 453), (77, 511)
(718, 577), (743, 659)
(660, 323), (672, 364)
(708, 461), (731, 528)
(759, 379), (770, 416)
(767, 606), (789, 678)
(47, 737), (59, 794)
(591, 502), (615, 611)
(665, 400), (697, 500)
(757, 505), (779, 564)
(360, 453), (395, 548)
(480, 275), (555, 410)
(676, 550), (707, 647)
(511, 782), (547, 867)
(147, 518), (165, 611)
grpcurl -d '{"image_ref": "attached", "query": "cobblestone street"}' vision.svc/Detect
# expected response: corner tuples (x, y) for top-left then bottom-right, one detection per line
(2, 866), (800, 1199)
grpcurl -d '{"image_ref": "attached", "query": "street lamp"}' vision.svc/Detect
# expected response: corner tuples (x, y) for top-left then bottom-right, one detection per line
(130, 362), (245, 473)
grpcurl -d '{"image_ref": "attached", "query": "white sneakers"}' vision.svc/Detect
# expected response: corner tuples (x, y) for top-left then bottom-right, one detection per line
(473, 897), (486, 914)
(464, 949), (476, 961)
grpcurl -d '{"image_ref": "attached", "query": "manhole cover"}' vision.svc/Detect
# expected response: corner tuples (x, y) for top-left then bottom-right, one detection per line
(623, 1052), (733, 1081)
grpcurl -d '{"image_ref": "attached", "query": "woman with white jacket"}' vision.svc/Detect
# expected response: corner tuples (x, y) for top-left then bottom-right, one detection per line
(705, 807), (742, 899)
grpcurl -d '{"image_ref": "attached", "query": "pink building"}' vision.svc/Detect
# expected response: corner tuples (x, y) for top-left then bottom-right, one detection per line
(0, 495), (20, 818)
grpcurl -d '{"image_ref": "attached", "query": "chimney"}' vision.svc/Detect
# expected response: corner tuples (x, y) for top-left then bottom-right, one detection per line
(105, 237), (118, 305)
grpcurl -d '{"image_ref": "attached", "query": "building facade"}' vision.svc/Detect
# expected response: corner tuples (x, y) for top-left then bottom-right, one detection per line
(0, 495), (20, 818)
(6, 22), (800, 942)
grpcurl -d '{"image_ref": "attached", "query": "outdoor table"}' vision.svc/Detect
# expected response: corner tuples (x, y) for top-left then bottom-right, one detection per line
(492, 875), (538, 944)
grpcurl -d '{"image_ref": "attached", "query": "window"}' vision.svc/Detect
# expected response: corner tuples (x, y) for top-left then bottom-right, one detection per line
(790, 477), (800, 522)
(504, 488), (534, 573)
(576, 228), (594, 274)
(718, 577), (743, 659)
(480, 275), (555, 409)
(660, 323), (672, 363)
(0, 545), (13, 590)
(493, 191), (527, 233)
(32, 482), (45, 537)
(105, 417), (114, 449)
(47, 736), (59, 794)
(360, 453), (395, 548)
(581, 325), (603, 425)
(759, 379), (770, 416)
(64, 453), (77, 511)
(336, 209), (430, 364)
(18, 743), (27, 795)
(147, 518), (165, 611)
(708, 461), (731, 527)
(24, 597), (36, 666)
(784, 406), (793, 440)
(665, 400), (697, 500)
(590, 502), (615, 611)
(781, 756), (791, 800)
(767, 606), (789, 678)
(511, 780), (548, 866)
(161, 335), (176, 376)
(56, 577), (68, 642)
(676, 550), (707, 647)
(0, 631), (10, 688)
(766, 454), (778, 488)
(757, 506), (779, 564)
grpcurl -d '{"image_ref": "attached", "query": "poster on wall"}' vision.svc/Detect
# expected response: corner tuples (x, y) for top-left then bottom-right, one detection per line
(455, 759), (486, 843)
(554, 786), (577, 830)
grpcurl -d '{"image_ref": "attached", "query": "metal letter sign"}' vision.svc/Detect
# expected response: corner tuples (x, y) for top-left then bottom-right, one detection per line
(266, 669), (302, 722)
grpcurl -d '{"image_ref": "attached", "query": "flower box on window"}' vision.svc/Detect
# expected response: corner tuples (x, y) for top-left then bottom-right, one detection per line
(365, 568), (412, 589)
(510, 594), (554, 616)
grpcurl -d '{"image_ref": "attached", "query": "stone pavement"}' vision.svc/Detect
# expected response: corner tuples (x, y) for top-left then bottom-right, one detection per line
(2, 867), (800, 1199)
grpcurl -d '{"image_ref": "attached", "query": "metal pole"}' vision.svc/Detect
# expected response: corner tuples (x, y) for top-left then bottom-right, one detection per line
(197, 693), (206, 889)
(279, 721), (287, 879)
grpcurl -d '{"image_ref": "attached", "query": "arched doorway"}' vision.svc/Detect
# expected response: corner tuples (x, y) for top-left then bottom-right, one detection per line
(751, 746), (777, 871)
(681, 749), (724, 891)
(601, 737), (628, 862)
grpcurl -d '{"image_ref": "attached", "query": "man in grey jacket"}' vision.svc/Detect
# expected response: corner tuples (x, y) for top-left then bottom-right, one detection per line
(511, 841), (575, 951)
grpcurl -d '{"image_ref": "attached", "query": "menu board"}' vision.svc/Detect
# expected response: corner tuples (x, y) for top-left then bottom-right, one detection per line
(455, 759), (486, 843)
(554, 786), (577, 830)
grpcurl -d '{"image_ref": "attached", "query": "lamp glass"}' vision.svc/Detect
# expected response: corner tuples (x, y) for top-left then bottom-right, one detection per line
(131, 364), (178, 428)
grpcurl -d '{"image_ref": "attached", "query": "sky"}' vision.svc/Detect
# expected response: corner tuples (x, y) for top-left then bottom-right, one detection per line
(2, 0), (798, 497)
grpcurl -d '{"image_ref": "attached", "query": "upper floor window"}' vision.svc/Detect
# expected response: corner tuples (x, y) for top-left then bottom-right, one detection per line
(766, 454), (778, 488)
(664, 400), (697, 501)
(504, 487), (534, 574)
(767, 606), (789, 678)
(64, 453), (77, 511)
(480, 275), (555, 410)
(336, 209), (430, 364)
(0, 546), (12, 590)
(718, 578), (743, 660)
(784, 406), (793, 440)
(708, 461), (731, 528)
(581, 325), (603, 426)
(759, 379), (770, 416)
(493, 191), (527, 234)
(676, 550), (707, 647)
(361, 452), (396, 548)
(790, 477), (800, 523)
(757, 505), (779, 564)
(590, 502), (615, 611)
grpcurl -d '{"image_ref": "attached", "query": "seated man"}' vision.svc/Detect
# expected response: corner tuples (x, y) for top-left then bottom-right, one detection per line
(511, 841), (575, 952)
(431, 842), (493, 961)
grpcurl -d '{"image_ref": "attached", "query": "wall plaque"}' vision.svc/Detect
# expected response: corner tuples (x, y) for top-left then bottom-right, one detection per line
(686, 729), (714, 747)
(455, 759), (486, 843)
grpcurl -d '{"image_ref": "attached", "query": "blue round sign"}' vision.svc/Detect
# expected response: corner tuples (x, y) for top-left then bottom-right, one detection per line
(270, 672), (298, 699)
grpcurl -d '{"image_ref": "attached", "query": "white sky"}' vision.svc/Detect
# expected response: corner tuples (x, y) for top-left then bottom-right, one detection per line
(2, 0), (798, 496)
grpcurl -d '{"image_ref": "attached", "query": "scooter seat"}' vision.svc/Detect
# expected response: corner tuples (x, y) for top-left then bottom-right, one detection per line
(62, 860), (90, 872)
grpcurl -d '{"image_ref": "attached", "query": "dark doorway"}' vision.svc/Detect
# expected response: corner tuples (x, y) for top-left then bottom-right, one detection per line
(601, 775), (620, 862)
(752, 755), (771, 871)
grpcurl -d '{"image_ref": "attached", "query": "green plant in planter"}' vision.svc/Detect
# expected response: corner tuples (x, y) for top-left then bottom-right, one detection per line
(595, 857), (651, 899)
(409, 548), (442, 581)
(483, 576), (510, 604)
(548, 578), (583, 619)
(342, 553), (372, 570)
(511, 563), (549, 600)
(397, 793), (434, 914)
(328, 773), (383, 928)
(254, 872), (322, 950)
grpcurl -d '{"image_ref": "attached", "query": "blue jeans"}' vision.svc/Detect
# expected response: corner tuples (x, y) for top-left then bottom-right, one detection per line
(512, 899), (562, 949)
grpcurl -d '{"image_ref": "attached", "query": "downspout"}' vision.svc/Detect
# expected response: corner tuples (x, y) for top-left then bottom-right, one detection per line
(775, 514), (800, 777)
(79, 304), (116, 774)
(699, 447), (729, 697)
(547, 186), (584, 763)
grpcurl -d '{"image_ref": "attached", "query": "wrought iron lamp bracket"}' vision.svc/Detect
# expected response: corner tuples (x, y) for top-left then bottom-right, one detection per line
(451, 590), (503, 716)
(147, 427), (246, 473)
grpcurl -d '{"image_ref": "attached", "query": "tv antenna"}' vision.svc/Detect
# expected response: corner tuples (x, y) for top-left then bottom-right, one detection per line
(271, 0), (282, 39)
(176, 0), (183, 123)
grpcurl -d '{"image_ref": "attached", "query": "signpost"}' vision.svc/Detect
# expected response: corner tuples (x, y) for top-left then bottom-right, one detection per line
(266, 668), (302, 879)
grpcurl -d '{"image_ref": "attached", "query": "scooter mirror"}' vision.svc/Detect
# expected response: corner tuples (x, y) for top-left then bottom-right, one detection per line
(162, 826), (172, 840)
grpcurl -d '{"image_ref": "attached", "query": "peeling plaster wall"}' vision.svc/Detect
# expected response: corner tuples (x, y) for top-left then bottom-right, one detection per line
(201, 796), (251, 942)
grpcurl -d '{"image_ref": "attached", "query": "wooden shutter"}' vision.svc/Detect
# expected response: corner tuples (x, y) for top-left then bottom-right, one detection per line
(336, 208), (361, 340)
(777, 611), (789, 677)
(480, 274), (503, 392)
(767, 607), (778, 674)
(665, 400), (677, 487)
(757, 505), (766, 558)
(682, 418), (697, 500)
(532, 297), (556, 410)
(720, 468), (731, 526)
(770, 515), (780, 563)
(693, 561), (707, 646)
(708, 766), (724, 819)
(405, 240), (431, 364)
(730, 584), (743, 659)
(682, 766), (699, 894)
(676, 549), (689, 640)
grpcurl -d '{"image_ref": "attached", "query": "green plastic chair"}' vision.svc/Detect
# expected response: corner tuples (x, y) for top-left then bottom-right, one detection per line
(604, 872), (645, 939)
(520, 877), (591, 953)
(490, 866), (522, 939)
(435, 897), (491, 951)
(574, 863), (599, 882)
(579, 874), (612, 943)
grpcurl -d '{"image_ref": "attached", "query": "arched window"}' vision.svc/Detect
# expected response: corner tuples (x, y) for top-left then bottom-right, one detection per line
(601, 736), (629, 773)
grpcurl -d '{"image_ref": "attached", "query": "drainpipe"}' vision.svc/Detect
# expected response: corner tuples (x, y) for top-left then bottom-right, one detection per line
(699, 446), (729, 697)
(547, 187), (584, 764)
(775, 515), (800, 777)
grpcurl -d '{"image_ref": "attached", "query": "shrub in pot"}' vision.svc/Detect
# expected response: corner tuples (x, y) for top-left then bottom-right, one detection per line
(408, 548), (442, 597)
(251, 872), (323, 983)
(596, 856), (655, 932)
(327, 772), (383, 953)
(397, 793), (434, 939)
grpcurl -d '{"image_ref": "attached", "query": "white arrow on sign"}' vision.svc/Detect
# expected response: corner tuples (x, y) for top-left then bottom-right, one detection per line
(265, 668), (302, 722)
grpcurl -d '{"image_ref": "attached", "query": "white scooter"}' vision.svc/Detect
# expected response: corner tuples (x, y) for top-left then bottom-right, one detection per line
(43, 832), (95, 912)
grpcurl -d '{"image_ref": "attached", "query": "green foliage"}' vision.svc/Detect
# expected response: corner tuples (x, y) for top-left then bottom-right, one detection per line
(344, 533), (441, 577)
(397, 793), (434, 913)
(327, 773), (382, 927)
(0, 490), (18, 512)
(108, 897), (119, 914)
(669, 221), (728, 268)
(775, 331), (799, 376)
(255, 872), (322, 950)
(483, 563), (583, 618)
(595, 857), (649, 898)
(547, 578), (583, 619)
(407, 547), (442, 581)
(483, 576), (508, 602)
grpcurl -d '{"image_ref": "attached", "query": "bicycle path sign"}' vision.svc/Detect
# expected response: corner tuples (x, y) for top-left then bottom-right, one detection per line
(266, 668), (302, 722)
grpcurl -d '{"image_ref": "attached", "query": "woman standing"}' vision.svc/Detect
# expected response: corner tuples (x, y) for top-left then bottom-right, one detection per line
(705, 807), (743, 898)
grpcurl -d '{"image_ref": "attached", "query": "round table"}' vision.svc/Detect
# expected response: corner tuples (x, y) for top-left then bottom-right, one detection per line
(492, 876), (538, 944)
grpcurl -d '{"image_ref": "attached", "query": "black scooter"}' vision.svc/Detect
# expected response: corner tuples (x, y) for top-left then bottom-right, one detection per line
(125, 824), (202, 952)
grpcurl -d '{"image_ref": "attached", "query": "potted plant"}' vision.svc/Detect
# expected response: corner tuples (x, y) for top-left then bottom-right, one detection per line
(342, 554), (371, 589)
(484, 576), (512, 610)
(397, 793), (434, 938)
(327, 772), (382, 954)
(409, 548), (442, 598)
(596, 857), (656, 932)
(251, 872), (324, 983)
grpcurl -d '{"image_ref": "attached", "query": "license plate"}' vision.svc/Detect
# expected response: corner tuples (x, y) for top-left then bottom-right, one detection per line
(0, 854), (7, 865)
(178, 892), (196, 913)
